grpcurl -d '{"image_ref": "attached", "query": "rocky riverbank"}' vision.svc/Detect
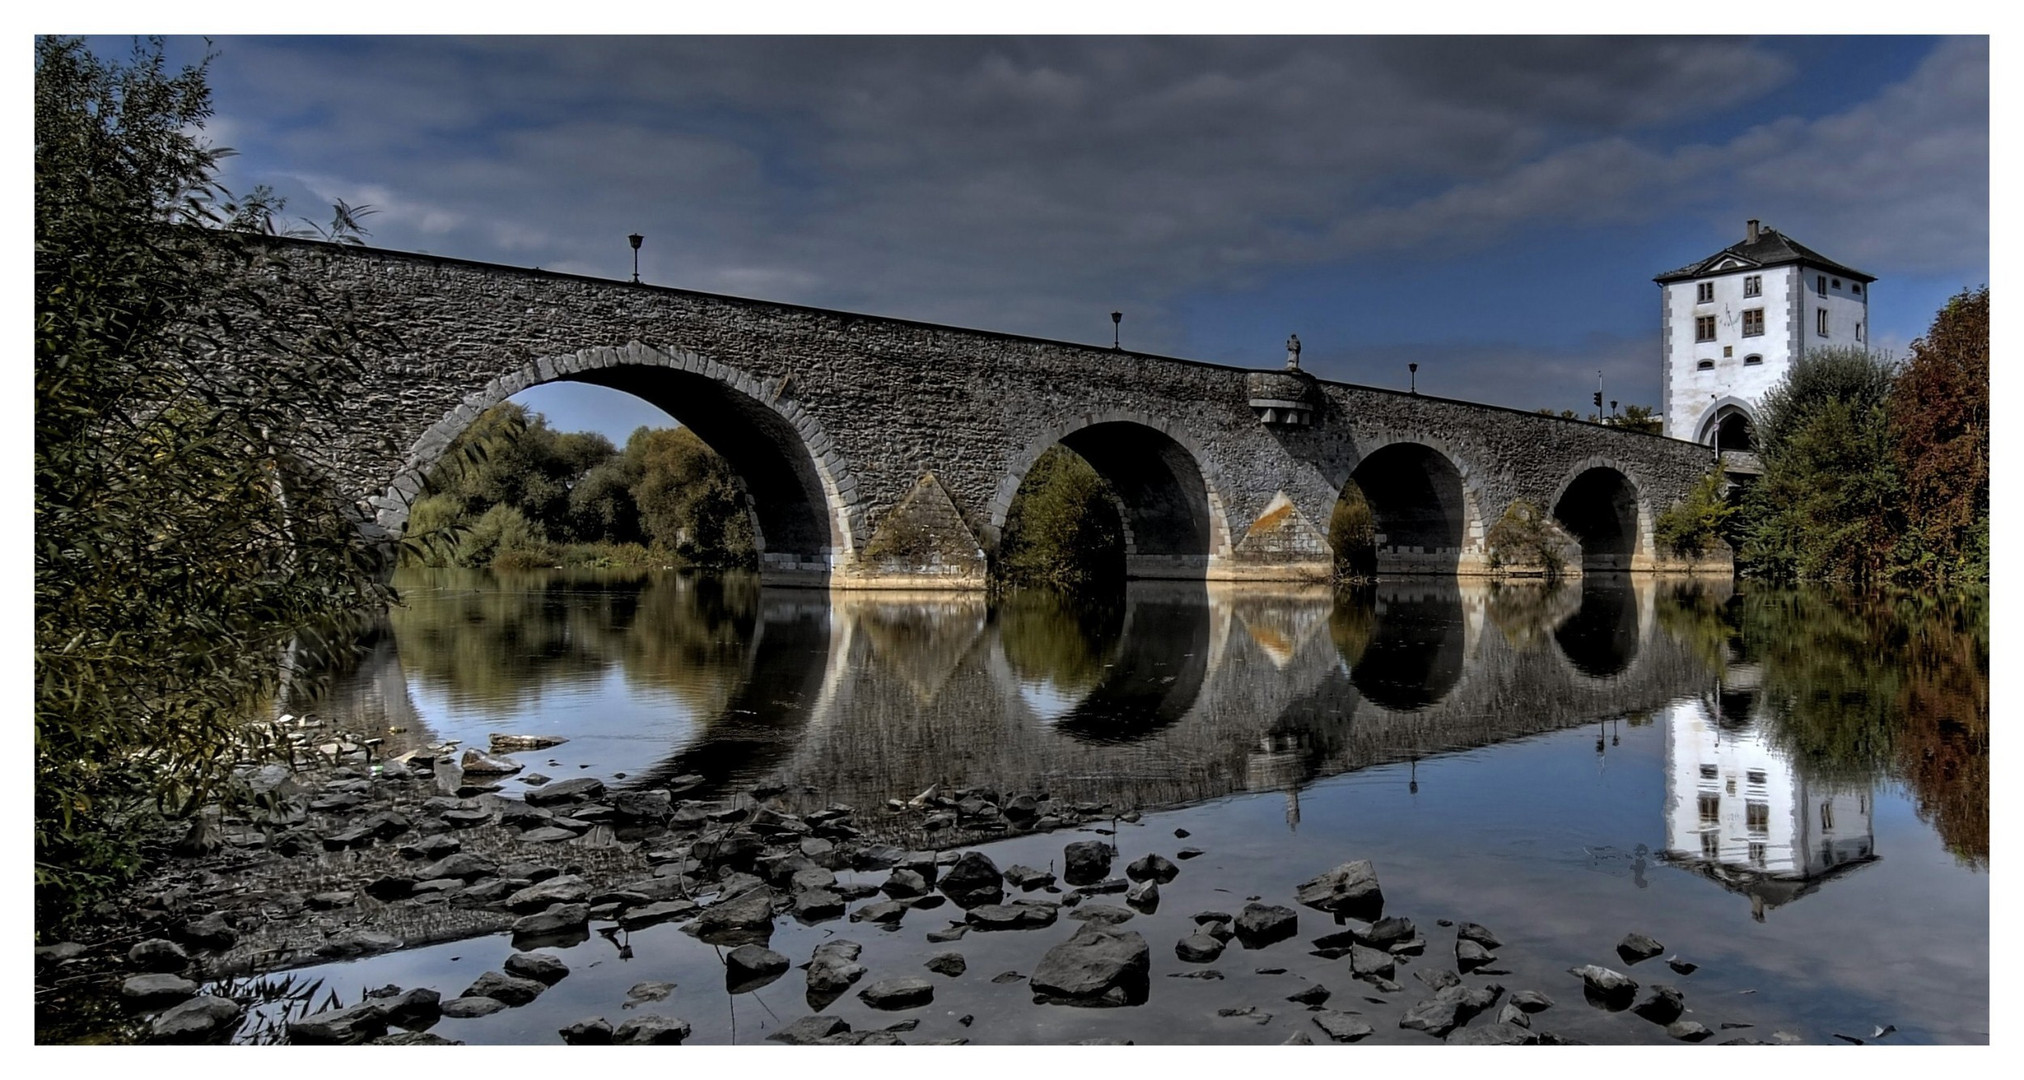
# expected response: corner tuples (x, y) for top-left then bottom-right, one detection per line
(36, 729), (1818, 1046)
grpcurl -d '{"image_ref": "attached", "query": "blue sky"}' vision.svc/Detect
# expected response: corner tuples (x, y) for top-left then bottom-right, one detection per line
(123, 33), (1988, 441)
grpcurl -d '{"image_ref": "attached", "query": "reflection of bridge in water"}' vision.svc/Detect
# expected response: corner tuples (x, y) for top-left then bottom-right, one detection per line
(671, 576), (1728, 821)
(327, 574), (1732, 828)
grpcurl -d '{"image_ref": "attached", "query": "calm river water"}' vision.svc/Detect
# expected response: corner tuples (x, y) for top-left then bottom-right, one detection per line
(253, 569), (1986, 1045)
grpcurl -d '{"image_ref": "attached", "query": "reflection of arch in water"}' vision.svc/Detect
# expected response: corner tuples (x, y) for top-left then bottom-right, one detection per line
(991, 413), (1235, 580)
(991, 583), (1214, 744)
(629, 589), (836, 794)
(1336, 581), (1468, 711)
(380, 345), (860, 584)
(1341, 440), (1487, 575)
(1549, 459), (1652, 572)
(1552, 573), (1642, 679)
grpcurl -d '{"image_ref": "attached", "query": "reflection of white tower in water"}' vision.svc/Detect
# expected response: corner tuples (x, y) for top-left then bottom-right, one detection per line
(1662, 674), (1876, 920)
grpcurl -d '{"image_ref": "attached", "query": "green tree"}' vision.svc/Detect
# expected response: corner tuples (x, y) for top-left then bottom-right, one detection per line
(1328, 482), (1376, 580)
(35, 37), (393, 928)
(628, 426), (756, 567)
(1737, 347), (1901, 584)
(1654, 470), (1735, 557)
(995, 445), (1126, 588)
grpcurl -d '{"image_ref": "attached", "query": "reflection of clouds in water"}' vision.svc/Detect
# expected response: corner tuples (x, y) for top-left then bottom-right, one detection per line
(407, 663), (717, 782)
(1017, 677), (1095, 724)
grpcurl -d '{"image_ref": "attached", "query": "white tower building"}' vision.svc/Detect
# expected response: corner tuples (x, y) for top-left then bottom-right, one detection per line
(1655, 220), (1876, 448)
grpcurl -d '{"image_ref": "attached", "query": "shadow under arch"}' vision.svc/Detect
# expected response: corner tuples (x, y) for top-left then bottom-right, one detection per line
(998, 583), (1213, 744)
(1553, 573), (1641, 679)
(992, 413), (1233, 580)
(1336, 581), (1467, 711)
(1343, 441), (1477, 575)
(377, 343), (861, 584)
(1550, 461), (1648, 572)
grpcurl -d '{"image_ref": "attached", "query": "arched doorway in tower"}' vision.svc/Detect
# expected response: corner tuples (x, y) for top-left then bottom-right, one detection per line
(1339, 443), (1470, 575)
(996, 420), (1219, 584)
(1697, 403), (1757, 453)
(1553, 467), (1642, 572)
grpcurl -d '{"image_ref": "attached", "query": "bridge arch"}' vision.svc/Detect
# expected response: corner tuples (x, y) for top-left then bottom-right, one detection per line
(1336, 436), (1489, 575)
(1547, 456), (1653, 572)
(989, 411), (1236, 579)
(374, 342), (865, 578)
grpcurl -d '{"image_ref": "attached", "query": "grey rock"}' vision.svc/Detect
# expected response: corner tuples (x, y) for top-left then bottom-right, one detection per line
(881, 868), (930, 898)
(791, 888), (846, 921)
(1669, 1019), (1714, 1042)
(511, 902), (590, 938)
(463, 970), (545, 1006)
(458, 747), (522, 775)
(369, 1031), (460, 1046)
(805, 940), (867, 994)
(34, 942), (87, 964)
(558, 1020), (613, 1045)
(505, 874), (591, 912)
(613, 1015), (691, 1044)
(1509, 989), (1555, 1012)
(1285, 983), (1332, 1006)
(173, 912), (236, 951)
(1293, 859), (1384, 918)
(490, 732), (568, 752)
(1350, 943), (1396, 980)
(1667, 955), (1700, 976)
(726, 944), (790, 992)
(1363, 915), (1417, 948)
(128, 938), (189, 972)
(1568, 964), (1638, 997)
(1126, 853), (1179, 883)
(1633, 983), (1685, 1025)
(937, 851), (1004, 909)
(1063, 840), (1112, 885)
(1498, 1002), (1531, 1028)
(851, 899), (910, 925)
(1004, 864), (1055, 890)
(967, 900), (1059, 931)
(858, 976), (935, 1010)
(1446, 1022), (1538, 1045)
(1416, 968), (1462, 992)
(122, 973), (198, 1003)
(926, 951), (967, 976)
(692, 885), (774, 942)
(289, 1002), (390, 1044)
(1618, 932), (1665, 964)
(1281, 1031), (1315, 1045)
(383, 988), (442, 1028)
(925, 924), (970, 943)
(1457, 938), (1497, 971)
(620, 899), (697, 930)
(416, 852), (497, 881)
(151, 995), (244, 1042)
(1457, 921), (1503, 949)
(1068, 904), (1136, 925)
(768, 1015), (851, 1044)
(1400, 983), (1502, 1038)
(1125, 879), (1159, 912)
(1031, 925), (1150, 1007)
(1176, 932), (1227, 963)
(440, 996), (508, 1019)
(789, 866), (838, 893)
(1312, 1011), (1375, 1042)
(1235, 902), (1298, 946)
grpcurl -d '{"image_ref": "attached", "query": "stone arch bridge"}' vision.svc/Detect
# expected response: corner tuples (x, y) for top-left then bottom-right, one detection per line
(262, 238), (1731, 587)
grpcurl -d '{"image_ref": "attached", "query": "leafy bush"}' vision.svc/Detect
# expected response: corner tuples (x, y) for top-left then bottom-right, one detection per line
(995, 445), (1125, 588)
(1654, 471), (1734, 557)
(1484, 499), (1564, 578)
(1328, 483), (1376, 581)
(35, 38), (394, 930)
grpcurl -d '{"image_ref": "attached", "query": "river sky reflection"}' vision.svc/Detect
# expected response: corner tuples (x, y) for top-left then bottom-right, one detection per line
(283, 569), (1987, 1045)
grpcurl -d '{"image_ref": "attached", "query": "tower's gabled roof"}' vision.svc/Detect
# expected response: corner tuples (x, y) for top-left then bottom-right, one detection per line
(1654, 226), (1876, 285)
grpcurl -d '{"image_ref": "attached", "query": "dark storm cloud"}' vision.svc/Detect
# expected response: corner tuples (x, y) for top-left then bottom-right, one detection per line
(203, 35), (1985, 374)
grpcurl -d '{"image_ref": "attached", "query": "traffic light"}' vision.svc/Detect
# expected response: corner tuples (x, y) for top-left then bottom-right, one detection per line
(1594, 391), (1603, 408)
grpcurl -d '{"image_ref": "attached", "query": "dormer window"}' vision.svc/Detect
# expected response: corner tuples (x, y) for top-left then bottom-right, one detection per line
(1696, 282), (1714, 304)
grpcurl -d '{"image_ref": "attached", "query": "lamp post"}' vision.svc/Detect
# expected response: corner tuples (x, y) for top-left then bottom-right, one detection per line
(1408, 362), (1418, 394)
(627, 233), (643, 284)
(1111, 311), (1122, 350)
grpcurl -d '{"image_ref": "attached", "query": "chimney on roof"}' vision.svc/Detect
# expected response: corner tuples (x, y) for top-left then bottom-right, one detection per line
(1747, 219), (1761, 243)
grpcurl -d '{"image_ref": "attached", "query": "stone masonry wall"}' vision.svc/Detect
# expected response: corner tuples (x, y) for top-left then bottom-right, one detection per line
(255, 238), (1728, 584)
